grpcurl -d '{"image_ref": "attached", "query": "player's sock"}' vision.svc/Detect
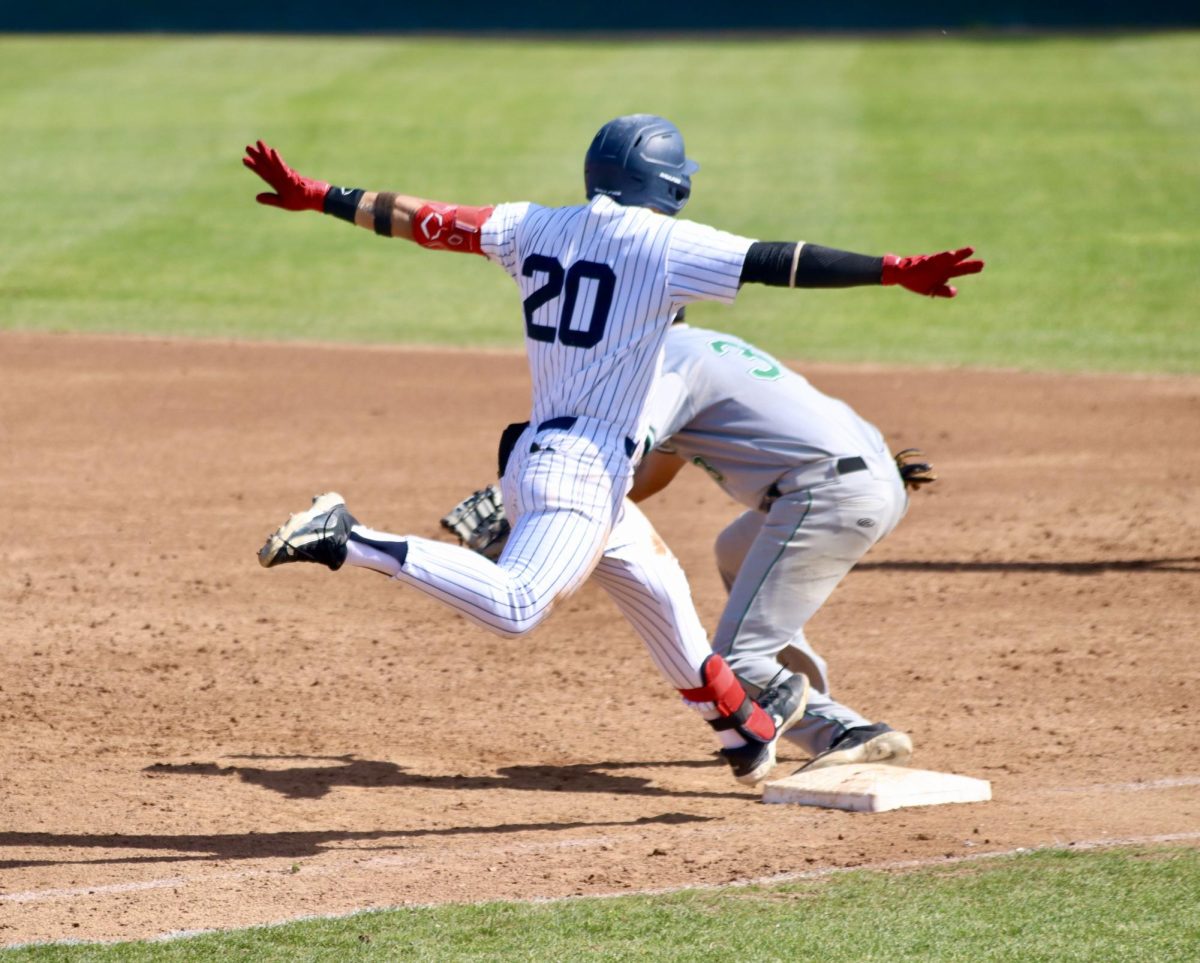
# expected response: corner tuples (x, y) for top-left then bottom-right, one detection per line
(345, 527), (408, 576)
(700, 714), (748, 750)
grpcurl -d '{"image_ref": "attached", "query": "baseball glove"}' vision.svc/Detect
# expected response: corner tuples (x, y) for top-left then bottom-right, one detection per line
(894, 448), (938, 492)
(440, 483), (510, 560)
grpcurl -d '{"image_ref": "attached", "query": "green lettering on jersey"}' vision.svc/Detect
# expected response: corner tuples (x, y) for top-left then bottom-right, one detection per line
(709, 339), (782, 381)
(692, 455), (725, 482)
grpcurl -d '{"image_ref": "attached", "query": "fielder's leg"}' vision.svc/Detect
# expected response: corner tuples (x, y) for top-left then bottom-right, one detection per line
(713, 466), (909, 762)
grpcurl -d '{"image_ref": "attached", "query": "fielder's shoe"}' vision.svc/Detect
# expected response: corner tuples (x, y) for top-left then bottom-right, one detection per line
(257, 492), (358, 571)
(798, 722), (913, 773)
(719, 673), (811, 787)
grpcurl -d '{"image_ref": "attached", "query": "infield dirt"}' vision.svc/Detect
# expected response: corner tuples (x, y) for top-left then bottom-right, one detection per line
(2, 332), (1198, 944)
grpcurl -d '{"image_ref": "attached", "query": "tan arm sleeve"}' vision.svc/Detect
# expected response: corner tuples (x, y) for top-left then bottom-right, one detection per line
(352, 192), (426, 241)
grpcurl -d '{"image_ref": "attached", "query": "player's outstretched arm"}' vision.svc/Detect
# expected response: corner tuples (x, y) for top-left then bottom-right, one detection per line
(740, 241), (984, 298)
(243, 140), (493, 253)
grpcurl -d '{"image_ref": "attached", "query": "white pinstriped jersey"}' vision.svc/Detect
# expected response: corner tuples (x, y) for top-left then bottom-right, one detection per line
(480, 195), (753, 443)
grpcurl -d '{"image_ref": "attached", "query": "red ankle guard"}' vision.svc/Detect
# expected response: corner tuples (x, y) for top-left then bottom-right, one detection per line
(679, 654), (776, 743)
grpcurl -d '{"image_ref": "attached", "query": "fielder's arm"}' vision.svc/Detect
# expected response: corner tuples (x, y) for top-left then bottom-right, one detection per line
(243, 140), (493, 253)
(627, 449), (687, 503)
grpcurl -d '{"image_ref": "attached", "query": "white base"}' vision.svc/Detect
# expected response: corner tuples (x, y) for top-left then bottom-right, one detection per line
(762, 763), (992, 812)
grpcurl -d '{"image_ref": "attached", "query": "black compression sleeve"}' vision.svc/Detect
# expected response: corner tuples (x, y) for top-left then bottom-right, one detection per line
(796, 243), (884, 287)
(740, 241), (884, 288)
(739, 241), (796, 286)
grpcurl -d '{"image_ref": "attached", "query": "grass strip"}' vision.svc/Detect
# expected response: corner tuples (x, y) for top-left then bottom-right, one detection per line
(6, 846), (1200, 961)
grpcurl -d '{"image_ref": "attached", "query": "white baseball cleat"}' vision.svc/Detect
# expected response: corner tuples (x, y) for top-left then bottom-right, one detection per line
(258, 492), (358, 571)
(798, 723), (913, 773)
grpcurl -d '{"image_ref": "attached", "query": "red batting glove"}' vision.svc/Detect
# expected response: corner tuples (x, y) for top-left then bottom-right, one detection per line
(881, 247), (985, 298)
(242, 140), (330, 212)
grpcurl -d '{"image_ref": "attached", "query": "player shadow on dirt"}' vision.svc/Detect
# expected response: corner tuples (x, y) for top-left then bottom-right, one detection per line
(0, 810), (712, 870)
(857, 556), (1200, 574)
(138, 754), (746, 802)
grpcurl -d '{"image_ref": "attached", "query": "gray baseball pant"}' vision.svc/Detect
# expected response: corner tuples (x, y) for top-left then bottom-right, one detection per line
(712, 456), (908, 756)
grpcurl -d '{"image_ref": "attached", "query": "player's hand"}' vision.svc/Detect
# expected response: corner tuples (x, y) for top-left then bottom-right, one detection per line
(243, 140), (330, 212)
(881, 247), (984, 298)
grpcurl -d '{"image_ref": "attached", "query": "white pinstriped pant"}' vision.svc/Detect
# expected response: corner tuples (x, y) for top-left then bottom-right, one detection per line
(393, 419), (713, 689)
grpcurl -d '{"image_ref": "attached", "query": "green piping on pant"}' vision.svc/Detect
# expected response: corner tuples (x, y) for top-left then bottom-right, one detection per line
(726, 489), (813, 661)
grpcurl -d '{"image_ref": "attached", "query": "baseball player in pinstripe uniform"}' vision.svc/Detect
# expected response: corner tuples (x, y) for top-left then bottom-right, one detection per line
(245, 114), (982, 786)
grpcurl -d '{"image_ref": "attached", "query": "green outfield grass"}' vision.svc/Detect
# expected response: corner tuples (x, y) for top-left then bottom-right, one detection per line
(7, 847), (1200, 960)
(0, 33), (1197, 372)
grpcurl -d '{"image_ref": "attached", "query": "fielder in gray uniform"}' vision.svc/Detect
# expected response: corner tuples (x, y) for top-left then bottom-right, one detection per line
(631, 321), (922, 770)
(447, 320), (928, 770)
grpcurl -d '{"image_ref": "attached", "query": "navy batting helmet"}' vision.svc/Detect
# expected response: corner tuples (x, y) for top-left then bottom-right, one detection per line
(584, 114), (699, 216)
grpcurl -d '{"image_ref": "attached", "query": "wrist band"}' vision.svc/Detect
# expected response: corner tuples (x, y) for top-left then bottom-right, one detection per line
(322, 186), (364, 223)
(373, 192), (398, 237)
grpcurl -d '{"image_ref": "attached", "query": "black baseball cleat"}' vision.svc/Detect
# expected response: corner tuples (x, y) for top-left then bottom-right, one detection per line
(257, 492), (358, 571)
(719, 673), (810, 787)
(797, 722), (913, 773)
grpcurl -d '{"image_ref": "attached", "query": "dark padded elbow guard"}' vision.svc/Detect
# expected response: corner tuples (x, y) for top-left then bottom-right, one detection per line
(741, 241), (884, 288)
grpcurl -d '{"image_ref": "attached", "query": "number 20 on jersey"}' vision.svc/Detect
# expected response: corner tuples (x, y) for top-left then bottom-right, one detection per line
(522, 255), (616, 349)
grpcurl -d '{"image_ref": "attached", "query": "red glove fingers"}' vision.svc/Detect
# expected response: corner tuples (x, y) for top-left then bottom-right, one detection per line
(242, 140), (331, 213)
(882, 246), (985, 298)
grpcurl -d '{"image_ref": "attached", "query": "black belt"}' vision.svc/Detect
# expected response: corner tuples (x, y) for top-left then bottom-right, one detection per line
(763, 456), (869, 505)
(536, 417), (638, 459)
(538, 416), (578, 431)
